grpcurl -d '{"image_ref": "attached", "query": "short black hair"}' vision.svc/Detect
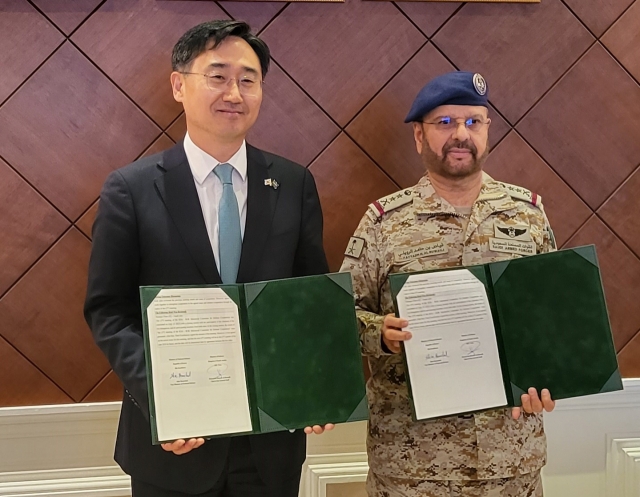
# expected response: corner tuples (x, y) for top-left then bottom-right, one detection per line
(172, 20), (270, 78)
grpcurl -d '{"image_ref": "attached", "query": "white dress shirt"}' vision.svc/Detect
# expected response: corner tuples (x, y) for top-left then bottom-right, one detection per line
(183, 132), (248, 269)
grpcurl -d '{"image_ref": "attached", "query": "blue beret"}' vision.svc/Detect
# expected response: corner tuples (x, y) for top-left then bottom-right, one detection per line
(404, 71), (489, 123)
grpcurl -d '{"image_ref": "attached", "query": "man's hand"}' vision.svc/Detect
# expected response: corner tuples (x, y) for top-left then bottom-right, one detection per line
(161, 438), (205, 455)
(511, 388), (555, 420)
(382, 314), (412, 353)
(304, 423), (335, 435)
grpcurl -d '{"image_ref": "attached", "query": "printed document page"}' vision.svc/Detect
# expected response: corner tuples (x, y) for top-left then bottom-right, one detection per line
(396, 269), (507, 419)
(146, 287), (252, 441)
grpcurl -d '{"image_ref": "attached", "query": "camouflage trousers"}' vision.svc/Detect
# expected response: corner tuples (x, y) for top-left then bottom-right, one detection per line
(366, 470), (543, 497)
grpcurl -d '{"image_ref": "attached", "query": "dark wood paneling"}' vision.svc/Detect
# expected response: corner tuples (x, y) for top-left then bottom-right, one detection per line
(31, 0), (103, 35)
(618, 331), (640, 378)
(0, 336), (72, 407)
(76, 201), (99, 240)
(564, 0), (635, 37)
(484, 132), (592, 247)
(434, 0), (593, 124)
(602, 0), (640, 82)
(261, 0), (425, 126)
(142, 134), (176, 158)
(309, 133), (398, 271)
(0, 0), (63, 103)
(248, 62), (339, 166)
(82, 371), (124, 403)
(598, 166), (640, 259)
(518, 44), (640, 210)
(0, 229), (111, 402)
(0, 42), (160, 220)
(0, 159), (70, 295)
(219, 2), (282, 32)
(166, 113), (187, 142)
(72, 0), (229, 128)
(347, 43), (454, 188)
(396, 3), (460, 38)
(566, 216), (640, 352)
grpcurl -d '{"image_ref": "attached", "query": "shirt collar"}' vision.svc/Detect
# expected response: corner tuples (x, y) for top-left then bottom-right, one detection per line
(183, 131), (248, 185)
(413, 171), (517, 214)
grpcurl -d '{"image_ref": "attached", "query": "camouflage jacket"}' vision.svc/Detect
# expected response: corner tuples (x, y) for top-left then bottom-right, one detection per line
(340, 172), (556, 481)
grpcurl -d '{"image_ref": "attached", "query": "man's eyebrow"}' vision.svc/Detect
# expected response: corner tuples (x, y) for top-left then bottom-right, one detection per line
(204, 62), (260, 76)
(431, 114), (486, 120)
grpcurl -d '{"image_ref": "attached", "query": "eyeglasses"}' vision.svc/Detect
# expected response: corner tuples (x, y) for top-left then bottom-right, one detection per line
(180, 72), (263, 97)
(422, 116), (491, 133)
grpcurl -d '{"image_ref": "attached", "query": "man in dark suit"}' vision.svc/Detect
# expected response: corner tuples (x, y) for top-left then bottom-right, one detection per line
(84, 20), (330, 497)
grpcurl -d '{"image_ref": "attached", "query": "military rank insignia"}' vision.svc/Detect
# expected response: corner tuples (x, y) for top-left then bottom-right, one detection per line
(499, 182), (542, 208)
(367, 189), (413, 220)
(345, 236), (365, 259)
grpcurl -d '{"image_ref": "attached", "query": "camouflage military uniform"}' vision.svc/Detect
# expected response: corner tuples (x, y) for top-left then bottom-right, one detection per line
(367, 469), (542, 497)
(340, 172), (556, 491)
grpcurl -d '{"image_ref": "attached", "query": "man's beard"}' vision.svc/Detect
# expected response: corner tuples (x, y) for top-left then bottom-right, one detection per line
(420, 137), (489, 180)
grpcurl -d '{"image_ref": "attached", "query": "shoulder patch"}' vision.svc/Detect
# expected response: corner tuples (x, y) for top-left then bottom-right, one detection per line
(344, 236), (365, 259)
(499, 182), (542, 208)
(500, 181), (557, 251)
(367, 189), (413, 220)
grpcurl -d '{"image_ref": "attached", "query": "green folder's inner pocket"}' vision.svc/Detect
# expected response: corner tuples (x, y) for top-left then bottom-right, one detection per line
(245, 274), (366, 430)
(492, 247), (620, 400)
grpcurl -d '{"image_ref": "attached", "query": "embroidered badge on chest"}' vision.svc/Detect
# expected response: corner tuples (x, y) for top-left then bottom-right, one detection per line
(394, 240), (448, 264)
(493, 223), (532, 241)
(345, 237), (365, 259)
(489, 238), (536, 256)
(398, 260), (424, 273)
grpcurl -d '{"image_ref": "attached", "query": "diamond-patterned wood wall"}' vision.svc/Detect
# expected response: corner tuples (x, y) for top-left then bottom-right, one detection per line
(0, 0), (639, 407)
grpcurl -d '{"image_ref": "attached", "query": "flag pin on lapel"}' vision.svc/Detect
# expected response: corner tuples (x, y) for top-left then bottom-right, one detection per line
(264, 178), (279, 189)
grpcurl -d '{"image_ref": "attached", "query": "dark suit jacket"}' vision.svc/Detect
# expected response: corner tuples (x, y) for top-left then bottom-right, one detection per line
(84, 142), (329, 493)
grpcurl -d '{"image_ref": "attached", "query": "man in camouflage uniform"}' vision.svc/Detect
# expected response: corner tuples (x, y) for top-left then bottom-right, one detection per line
(340, 72), (556, 497)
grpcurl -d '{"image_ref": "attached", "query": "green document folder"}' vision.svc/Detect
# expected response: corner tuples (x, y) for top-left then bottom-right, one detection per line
(389, 245), (623, 420)
(141, 272), (367, 444)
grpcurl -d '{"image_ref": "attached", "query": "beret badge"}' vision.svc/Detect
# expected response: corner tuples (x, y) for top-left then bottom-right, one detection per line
(473, 73), (487, 96)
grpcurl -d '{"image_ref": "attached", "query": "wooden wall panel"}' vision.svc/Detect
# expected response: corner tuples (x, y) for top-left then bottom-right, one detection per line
(31, 0), (103, 34)
(434, 0), (594, 124)
(72, 0), (228, 128)
(0, 229), (110, 401)
(260, 0), (425, 126)
(0, 0), (63, 103)
(0, 159), (69, 295)
(0, 0), (638, 407)
(517, 44), (640, 210)
(0, 42), (160, 220)
(563, 0), (635, 37)
(484, 132), (592, 247)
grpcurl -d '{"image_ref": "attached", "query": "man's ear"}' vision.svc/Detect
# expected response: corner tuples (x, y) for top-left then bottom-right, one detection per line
(170, 72), (185, 103)
(413, 122), (424, 154)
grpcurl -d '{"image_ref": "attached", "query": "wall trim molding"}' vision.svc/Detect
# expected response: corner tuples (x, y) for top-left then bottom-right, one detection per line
(0, 401), (121, 419)
(606, 437), (640, 497)
(0, 466), (130, 497)
(554, 378), (640, 411)
(0, 379), (638, 497)
(303, 453), (369, 497)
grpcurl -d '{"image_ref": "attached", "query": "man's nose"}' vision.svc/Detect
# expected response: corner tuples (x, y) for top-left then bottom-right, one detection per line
(451, 121), (470, 141)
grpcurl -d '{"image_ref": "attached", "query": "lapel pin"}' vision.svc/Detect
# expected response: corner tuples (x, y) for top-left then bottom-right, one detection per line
(264, 178), (279, 190)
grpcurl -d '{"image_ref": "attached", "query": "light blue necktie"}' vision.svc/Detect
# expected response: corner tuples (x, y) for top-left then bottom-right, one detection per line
(213, 163), (241, 284)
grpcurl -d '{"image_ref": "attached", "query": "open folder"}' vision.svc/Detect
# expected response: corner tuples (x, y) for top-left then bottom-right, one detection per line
(389, 245), (623, 421)
(141, 272), (367, 444)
